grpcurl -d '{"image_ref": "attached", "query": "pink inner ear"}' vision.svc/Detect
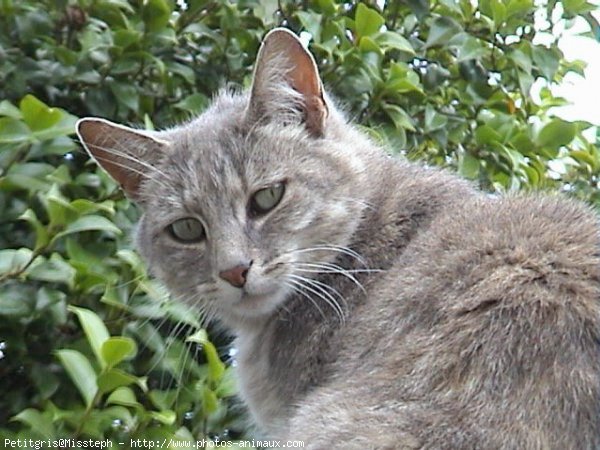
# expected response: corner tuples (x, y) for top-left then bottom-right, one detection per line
(283, 39), (329, 136)
(285, 41), (322, 97)
(77, 119), (164, 201)
(78, 120), (141, 195)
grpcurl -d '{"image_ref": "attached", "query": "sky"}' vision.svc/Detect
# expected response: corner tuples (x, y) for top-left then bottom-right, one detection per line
(543, 4), (600, 127)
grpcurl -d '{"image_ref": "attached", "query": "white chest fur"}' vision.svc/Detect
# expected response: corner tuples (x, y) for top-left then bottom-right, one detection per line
(234, 330), (290, 436)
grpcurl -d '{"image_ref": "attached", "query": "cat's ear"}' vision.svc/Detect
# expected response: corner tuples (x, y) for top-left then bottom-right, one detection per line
(248, 28), (328, 137)
(76, 118), (168, 201)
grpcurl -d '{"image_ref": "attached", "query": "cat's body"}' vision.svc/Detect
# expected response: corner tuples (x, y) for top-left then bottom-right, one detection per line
(77, 28), (600, 449)
(239, 160), (600, 449)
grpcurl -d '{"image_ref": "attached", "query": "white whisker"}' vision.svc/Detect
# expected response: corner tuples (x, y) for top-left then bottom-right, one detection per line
(286, 244), (368, 267)
(86, 141), (168, 180)
(92, 152), (173, 193)
(292, 261), (368, 295)
(283, 279), (327, 320)
(287, 275), (346, 323)
(289, 274), (348, 322)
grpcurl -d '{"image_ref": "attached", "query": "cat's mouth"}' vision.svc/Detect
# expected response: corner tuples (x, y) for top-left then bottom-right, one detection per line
(230, 285), (288, 317)
(240, 289), (277, 304)
(240, 291), (263, 301)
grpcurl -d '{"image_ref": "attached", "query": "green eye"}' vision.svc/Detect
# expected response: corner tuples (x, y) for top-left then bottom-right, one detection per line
(250, 182), (285, 216)
(167, 218), (206, 243)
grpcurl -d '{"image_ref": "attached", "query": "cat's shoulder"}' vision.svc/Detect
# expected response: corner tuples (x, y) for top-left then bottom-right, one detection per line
(406, 191), (600, 312)
(432, 192), (600, 255)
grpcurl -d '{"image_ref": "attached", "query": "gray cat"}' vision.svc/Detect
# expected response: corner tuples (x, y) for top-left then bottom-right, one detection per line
(77, 28), (600, 449)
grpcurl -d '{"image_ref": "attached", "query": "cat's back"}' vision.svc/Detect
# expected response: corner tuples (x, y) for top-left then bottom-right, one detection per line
(399, 192), (600, 303)
(389, 192), (600, 324)
(331, 192), (600, 448)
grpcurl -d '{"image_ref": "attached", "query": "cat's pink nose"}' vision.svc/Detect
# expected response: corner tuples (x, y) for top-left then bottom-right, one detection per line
(219, 261), (252, 288)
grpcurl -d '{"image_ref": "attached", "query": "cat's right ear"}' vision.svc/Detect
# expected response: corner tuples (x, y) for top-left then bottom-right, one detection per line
(76, 118), (168, 202)
(248, 28), (328, 137)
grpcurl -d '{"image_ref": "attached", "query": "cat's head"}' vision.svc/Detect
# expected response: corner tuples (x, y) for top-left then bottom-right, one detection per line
(77, 29), (371, 328)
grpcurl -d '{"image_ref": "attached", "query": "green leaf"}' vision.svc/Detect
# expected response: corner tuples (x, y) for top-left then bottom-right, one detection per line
(174, 93), (209, 115)
(142, 0), (172, 32)
(374, 31), (415, 55)
(106, 386), (141, 408)
(149, 389), (177, 411)
(425, 16), (462, 48)
(109, 82), (139, 111)
(455, 36), (487, 62)
(506, 0), (533, 18)
(509, 48), (533, 73)
(358, 35), (383, 55)
(523, 163), (540, 185)
(45, 183), (77, 227)
(55, 349), (98, 407)
(0, 100), (23, 119)
(68, 306), (110, 368)
(31, 360), (61, 399)
(382, 104), (416, 131)
(0, 163), (56, 192)
(458, 151), (480, 179)
(149, 409), (177, 425)
(26, 253), (76, 287)
(19, 95), (62, 131)
(517, 70), (534, 95)
(12, 409), (56, 439)
(570, 150), (598, 170)
(201, 386), (219, 413)
(296, 11), (323, 39)
(475, 124), (503, 145)
(98, 369), (147, 393)
(101, 337), (137, 368)
(36, 287), (68, 324)
(113, 29), (142, 48)
(386, 63), (423, 95)
(215, 367), (238, 398)
(563, 0), (589, 14)
(162, 298), (200, 328)
(252, 0), (280, 25)
(144, 114), (156, 131)
(424, 106), (448, 133)
(536, 119), (577, 150)
(378, 125), (407, 152)
(406, 0), (430, 19)
(70, 199), (115, 216)
(0, 248), (33, 277)
(187, 329), (225, 383)
(532, 45), (561, 80)
(491, 0), (507, 29)
(0, 284), (35, 317)
(317, 0), (337, 14)
(0, 117), (31, 143)
(355, 3), (384, 38)
(166, 61), (195, 84)
(31, 112), (78, 141)
(53, 215), (122, 240)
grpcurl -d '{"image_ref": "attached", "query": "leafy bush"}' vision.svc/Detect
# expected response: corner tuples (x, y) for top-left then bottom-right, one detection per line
(1, 0), (598, 447)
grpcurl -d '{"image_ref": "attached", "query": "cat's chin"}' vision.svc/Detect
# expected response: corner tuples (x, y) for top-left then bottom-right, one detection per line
(222, 287), (289, 323)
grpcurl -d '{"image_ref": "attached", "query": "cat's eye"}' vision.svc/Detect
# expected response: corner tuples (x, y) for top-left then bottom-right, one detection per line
(167, 218), (206, 243)
(249, 183), (285, 216)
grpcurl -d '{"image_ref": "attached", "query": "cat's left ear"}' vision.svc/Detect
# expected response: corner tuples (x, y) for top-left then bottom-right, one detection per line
(76, 118), (168, 202)
(248, 28), (328, 137)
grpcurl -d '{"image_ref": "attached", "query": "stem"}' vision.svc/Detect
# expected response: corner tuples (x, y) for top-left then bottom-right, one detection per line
(0, 246), (45, 284)
(72, 388), (104, 439)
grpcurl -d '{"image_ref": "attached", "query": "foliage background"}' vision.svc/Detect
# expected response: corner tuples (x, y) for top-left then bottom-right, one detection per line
(1, 0), (599, 447)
